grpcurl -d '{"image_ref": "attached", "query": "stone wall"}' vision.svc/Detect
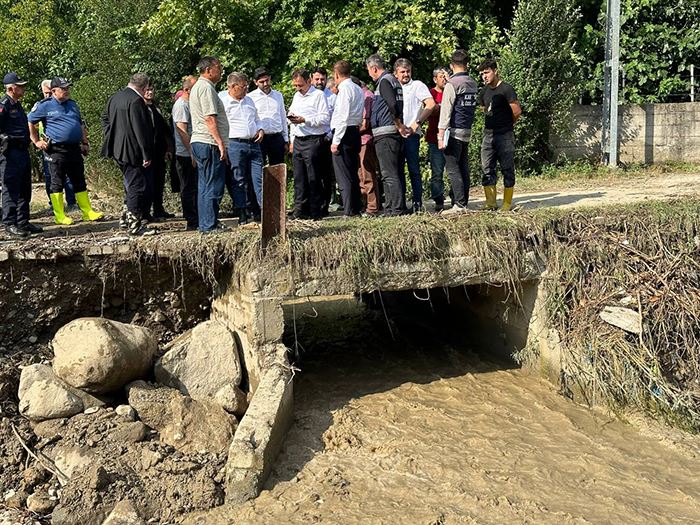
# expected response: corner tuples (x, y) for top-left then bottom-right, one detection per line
(551, 102), (700, 164)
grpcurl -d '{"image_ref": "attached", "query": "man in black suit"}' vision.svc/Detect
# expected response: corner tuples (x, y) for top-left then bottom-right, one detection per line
(101, 73), (154, 235)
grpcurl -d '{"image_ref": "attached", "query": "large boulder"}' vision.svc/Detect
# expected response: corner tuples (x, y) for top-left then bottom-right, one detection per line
(155, 320), (244, 411)
(18, 364), (104, 421)
(52, 318), (157, 394)
(127, 381), (237, 455)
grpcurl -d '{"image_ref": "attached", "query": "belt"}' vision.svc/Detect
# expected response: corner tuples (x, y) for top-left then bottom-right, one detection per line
(264, 132), (282, 138)
(294, 134), (325, 141)
(230, 137), (255, 143)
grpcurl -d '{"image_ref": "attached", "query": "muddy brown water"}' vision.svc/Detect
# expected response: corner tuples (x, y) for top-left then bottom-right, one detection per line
(184, 298), (700, 525)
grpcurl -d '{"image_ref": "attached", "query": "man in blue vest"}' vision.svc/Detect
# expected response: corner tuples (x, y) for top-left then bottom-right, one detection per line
(0, 72), (42, 239)
(438, 50), (478, 212)
(366, 54), (411, 216)
(28, 77), (103, 225)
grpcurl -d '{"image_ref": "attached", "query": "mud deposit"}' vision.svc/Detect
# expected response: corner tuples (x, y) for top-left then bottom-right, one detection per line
(186, 297), (700, 525)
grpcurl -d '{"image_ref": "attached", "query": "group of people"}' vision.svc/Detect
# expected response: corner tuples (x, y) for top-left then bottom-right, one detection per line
(0, 48), (521, 238)
(0, 73), (103, 239)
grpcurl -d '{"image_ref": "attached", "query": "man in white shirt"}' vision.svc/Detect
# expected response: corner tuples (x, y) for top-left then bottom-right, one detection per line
(394, 58), (435, 213)
(249, 67), (288, 166)
(288, 68), (330, 220)
(189, 56), (229, 233)
(330, 61), (364, 217)
(218, 72), (264, 225)
(312, 67), (337, 215)
(172, 75), (198, 230)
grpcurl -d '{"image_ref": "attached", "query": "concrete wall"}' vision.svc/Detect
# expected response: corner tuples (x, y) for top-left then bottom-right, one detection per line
(552, 102), (700, 164)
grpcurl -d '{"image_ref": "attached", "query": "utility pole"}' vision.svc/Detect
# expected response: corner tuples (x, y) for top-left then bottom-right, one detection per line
(601, 0), (621, 167)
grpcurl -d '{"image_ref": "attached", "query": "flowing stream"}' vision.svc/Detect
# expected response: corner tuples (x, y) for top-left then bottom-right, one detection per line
(190, 297), (700, 524)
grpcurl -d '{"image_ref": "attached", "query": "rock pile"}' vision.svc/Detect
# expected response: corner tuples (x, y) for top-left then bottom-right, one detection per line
(12, 317), (249, 524)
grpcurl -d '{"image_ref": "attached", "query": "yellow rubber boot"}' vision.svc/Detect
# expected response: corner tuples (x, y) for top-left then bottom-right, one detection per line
(75, 191), (104, 221)
(481, 185), (497, 211)
(50, 193), (74, 225)
(500, 187), (514, 211)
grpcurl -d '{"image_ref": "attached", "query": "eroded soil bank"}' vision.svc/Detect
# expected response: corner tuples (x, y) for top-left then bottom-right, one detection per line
(185, 297), (700, 525)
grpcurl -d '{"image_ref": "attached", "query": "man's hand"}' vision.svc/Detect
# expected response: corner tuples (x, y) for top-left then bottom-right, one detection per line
(437, 139), (445, 151)
(217, 142), (228, 163)
(399, 124), (413, 138)
(288, 114), (305, 125)
(190, 156), (197, 168)
(330, 144), (339, 155)
(143, 159), (152, 168)
(409, 121), (421, 133)
(289, 141), (294, 154)
(80, 143), (90, 156)
(254, 129), (265, 143)
(34, 139), (49, 151)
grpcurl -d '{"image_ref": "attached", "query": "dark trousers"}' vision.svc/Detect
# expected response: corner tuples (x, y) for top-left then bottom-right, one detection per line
(444, 137), (470, 207)
(401, 134), (422, 206)
(0, 148), (32, 227)
(148, 156), (168, 215)
(260, 133), (286, 166)
(374, 134), (406, 216)
(292, 135), (324, 219)
(119, 162), (148, 217)
(46, 146), (87, 195)
(428, 142), (446, 205)
(43, 156), (75, 206)
(332, 126), (362, 216)
(481, 130), (516, 188)
(175, 155), (198, 228)
(319, 136), (335, 212)
(191, 142), (227, 232)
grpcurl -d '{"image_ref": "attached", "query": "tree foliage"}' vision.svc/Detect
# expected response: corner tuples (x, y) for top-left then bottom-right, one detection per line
(501, 0), (583, 172)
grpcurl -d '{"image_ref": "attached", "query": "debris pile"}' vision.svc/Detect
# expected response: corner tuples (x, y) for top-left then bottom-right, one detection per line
(5, 317), (248, 524)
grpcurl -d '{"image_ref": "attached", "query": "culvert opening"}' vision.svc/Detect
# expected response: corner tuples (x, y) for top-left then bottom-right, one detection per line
(282, 281), (541, 371)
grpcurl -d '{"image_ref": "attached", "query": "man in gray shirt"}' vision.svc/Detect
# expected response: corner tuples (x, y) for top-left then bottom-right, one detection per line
(172, 75), (198, 230)
(189, 56), (229, 233)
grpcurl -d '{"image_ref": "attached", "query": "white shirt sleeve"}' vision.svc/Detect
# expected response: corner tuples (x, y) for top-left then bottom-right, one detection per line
(415, 81), (432, 104)
(331, 85), (349, 145)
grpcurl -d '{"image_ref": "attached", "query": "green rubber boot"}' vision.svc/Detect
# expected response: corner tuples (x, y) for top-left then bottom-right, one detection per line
(481, 185), (497, 211)
(501, 187), (514, 211)
(50, 193), (74, 225)
(75, 191), (104, 221)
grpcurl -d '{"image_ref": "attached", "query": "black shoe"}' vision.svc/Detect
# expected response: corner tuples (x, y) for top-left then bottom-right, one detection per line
(252, 213), (261, 223)
(238, 209), (248, 225)
(5, 225), (29, 239)
(289, 212), (310, 221)
(185, 224), (199, 231)
(20, 223), (43, 234)
(153, 210), (175, 219)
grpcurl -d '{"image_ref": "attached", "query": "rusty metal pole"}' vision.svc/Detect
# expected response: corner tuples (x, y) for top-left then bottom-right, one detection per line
(261, 163), (287, 248)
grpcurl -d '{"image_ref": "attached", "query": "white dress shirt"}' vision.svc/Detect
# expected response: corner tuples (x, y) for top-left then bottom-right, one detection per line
(248, 88), (288, 142)
(218, 92), (262, 139)
(330, 78), (364, 145)
(402, 79), (432, 133)
(288, 86), (330, 138)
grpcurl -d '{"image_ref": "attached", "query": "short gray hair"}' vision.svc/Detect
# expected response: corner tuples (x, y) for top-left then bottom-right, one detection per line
(393, 58), (412, 71)
(197, 56), (220, 73)
(433, 67), (448, 78)
(226, 72), (248, 86)
(366, 54), (386, 70)
(40, 79), (51, 90)
(129, 73), (150, 90)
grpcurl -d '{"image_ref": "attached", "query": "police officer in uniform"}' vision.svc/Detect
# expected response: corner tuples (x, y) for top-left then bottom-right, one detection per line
(0, 72), (42, 239)
(28, 77), (103, 225)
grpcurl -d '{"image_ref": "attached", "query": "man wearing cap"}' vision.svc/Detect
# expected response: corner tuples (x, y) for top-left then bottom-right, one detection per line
(101, 73), (154, 235)
(34, 79), (77, 211)
(29, 77), (103, 226)
(248, 67), (288, 166)
(0, 72), (43, 239)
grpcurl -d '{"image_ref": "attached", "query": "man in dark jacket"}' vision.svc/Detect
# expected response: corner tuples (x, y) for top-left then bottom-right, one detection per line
(144, 83), (175, 221)
(101, 73), (154, 234)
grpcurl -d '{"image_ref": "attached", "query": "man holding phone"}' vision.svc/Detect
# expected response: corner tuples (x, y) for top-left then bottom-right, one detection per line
(287, 68), (330, 220)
